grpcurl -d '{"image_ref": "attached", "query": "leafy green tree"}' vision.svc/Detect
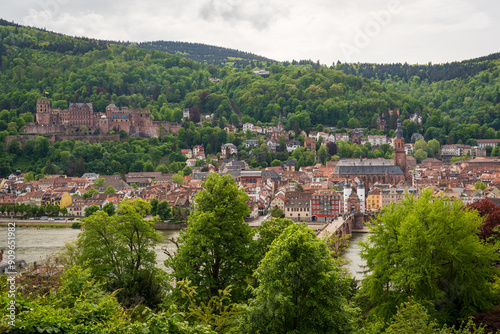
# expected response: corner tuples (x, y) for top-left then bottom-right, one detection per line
(150, 198), (159, 216)
(102, 202), (115, 216)
(104, 186), (116, 194)
(382, 300), (486, 334)
(491, 146), (500, 157)
(241, 223), (357, 333)
(82, 188), (99, 199)
(182, 165), (193, 176)
(318, 144), (328, 165)
(269, 206), (285, 218)
(131, 182), (138, 190)
(414, 139), (428, 151)
(169, 173), (252, 304)
(93, 178), (106, 188)
(173, 172), (185, 185)
(84, 205), (100, 217)
(24, 171), (34, 182)
(78, 199), (164, 307)
(270, 159), (281, 167)
(360, 189), (499, 325)
(474, 181), (487, 191)
(43, 159), (58, 175)
(251, 217), (292, 268)
(414, 148), (428, 162)
(157, 200), (172, 221)
(427, 139), (440, 157)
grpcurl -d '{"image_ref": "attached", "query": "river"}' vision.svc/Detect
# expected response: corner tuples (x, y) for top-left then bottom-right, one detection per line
(0, 226), (369, 278)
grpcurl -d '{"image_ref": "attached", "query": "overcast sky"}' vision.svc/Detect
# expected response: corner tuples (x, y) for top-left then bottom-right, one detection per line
(2, 0), (500, 65)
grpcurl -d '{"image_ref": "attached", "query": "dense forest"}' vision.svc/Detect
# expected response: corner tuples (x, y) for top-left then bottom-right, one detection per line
(124, 40), (276, 68)
(333, 52), (500, 82)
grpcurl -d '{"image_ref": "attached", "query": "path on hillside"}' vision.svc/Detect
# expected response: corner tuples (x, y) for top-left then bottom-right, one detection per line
(230, 99), (242, 123)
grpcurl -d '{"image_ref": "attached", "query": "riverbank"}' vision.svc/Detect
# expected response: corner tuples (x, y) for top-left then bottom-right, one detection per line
(0, 221), (73, 228)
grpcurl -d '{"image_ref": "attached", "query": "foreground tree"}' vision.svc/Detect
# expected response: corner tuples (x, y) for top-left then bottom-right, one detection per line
(360, 189), (499, 325)
(251, 217), (293, 268)
(169, 173), (252, 304)
(241, 223), (357, 333)
(465, 198), (500, 242)
(77, 198), (165, 307)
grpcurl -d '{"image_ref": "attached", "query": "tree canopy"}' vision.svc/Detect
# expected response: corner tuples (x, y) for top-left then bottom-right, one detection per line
(360, 189), (500, 325)
(169, 173), (252, 304)
(241, 223), (357, 333)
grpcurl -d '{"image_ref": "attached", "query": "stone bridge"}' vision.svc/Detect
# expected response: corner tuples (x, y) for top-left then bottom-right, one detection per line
(316, 213), (373, 251)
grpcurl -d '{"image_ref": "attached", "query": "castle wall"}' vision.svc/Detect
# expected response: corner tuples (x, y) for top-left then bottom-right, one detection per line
(27, 99), (181, 138)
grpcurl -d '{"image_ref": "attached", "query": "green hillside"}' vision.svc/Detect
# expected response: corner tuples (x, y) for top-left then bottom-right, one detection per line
(1, 19), (500, 176)
(122, 40), (276, 68)
(335, 55), (500, 143)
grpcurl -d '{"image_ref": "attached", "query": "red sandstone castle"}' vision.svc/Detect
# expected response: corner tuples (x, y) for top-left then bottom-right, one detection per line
(24, 99), (180, 137)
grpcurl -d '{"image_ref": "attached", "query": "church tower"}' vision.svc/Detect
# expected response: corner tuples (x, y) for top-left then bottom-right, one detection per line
(394, 117), (406, 179)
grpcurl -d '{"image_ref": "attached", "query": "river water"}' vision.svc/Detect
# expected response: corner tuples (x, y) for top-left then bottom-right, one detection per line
(0, 226), (369, 278)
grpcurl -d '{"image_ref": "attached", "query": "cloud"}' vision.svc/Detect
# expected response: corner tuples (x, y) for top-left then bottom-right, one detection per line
(199, 0), (290, 31)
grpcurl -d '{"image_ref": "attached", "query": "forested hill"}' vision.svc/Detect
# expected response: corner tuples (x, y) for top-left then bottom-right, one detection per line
(0, 19), (416, 129)
(334, 52), (500, 82)
(1, 19), (500, 150)
(125, 41), (275, 68)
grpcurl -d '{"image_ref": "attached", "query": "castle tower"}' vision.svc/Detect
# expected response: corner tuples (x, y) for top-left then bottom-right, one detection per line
(36, 99), (51, 125)
(357, 180), (366, 213)
(343, 181), (352, 214)
(394, 117), (406, 179)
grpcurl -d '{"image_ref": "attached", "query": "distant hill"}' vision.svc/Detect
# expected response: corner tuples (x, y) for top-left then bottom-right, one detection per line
(112, 40), (276, 68)
(334, 52), (500, 82)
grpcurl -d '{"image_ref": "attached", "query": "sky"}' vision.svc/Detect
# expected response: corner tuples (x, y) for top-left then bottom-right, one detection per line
(2, 0), (500, 65)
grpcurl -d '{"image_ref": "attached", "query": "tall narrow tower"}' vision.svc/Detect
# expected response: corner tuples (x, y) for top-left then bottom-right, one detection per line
(36, 99), (51, 125)
(394, 117), (406, 179)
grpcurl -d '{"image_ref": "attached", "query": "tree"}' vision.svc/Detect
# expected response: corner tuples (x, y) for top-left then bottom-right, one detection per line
(360, 189), (499, 325)
(150, 198), (159, 216)
(172, 172), (185, 185)
(84, 205), (100, 217)
(77, 199), (164, 307)
(465, 199), (500, 242)
(251, 217), (293, 267)
(169, 173), (252, 304)
(427, 139), (440, 157)
(295, 183), (304, 192)
(104, 186), (116, 194)
(157, 200), (172, 221)
(102, 202), (115, 216)
(93, 178), (106, 188)
(318, 144), (328, 165)
(182, 165), (193, 176)
(43, 160), (58, 175)
(269, 206), (284, 218)
(414, 139), (428, 151)
(82, 188), (99, 199)
(241, 223), (357, 333)
(24, 171), (34, 182)
(474, 181), (487, 191)
(492, 146), (500, 157)
(326, 141), (338, 156)
(414, 148), (428, 162)
(270, 159), (281, 167)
